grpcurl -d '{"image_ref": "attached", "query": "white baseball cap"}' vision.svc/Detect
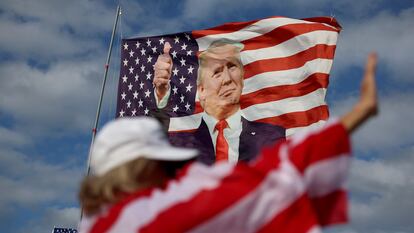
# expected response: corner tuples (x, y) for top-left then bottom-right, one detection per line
(90, 117), (198, 176)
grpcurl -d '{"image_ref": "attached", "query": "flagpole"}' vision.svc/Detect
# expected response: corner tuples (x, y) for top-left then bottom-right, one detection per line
(81, 4), (121, 220)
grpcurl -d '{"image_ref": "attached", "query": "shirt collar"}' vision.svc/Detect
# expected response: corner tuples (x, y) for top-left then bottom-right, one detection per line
(202, 109), (242, 135)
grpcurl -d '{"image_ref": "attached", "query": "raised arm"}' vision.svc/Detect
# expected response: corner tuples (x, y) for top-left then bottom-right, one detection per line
(341, 52), (378, 133)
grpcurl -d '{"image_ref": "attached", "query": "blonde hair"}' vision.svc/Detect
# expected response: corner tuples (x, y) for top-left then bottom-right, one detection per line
(79, 157), (164, 216)
(197, 40), (244, 86)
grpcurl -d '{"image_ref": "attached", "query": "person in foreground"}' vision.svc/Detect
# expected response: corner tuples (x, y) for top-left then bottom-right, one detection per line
(79, 53), (378, 233)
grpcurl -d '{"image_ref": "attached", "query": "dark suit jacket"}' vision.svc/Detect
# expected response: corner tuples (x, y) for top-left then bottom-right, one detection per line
(168, 117), (285, 165)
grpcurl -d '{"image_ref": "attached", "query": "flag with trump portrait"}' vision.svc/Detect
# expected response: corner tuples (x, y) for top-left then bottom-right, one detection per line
(116, 16), (341, 160)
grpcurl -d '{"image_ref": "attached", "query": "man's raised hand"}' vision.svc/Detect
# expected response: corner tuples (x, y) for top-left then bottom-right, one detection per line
(153, 42), (173, 101)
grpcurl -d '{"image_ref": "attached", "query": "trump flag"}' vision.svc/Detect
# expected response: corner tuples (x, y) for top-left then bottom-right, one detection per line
(116, 16), (341, 162)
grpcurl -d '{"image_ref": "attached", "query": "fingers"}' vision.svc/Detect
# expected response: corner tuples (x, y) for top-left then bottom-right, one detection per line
(360, 52), (378, 116)
(163, 42), (172, 54)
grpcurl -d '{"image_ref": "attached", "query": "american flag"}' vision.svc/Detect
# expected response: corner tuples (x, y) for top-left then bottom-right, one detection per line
(116, 16), (341, 136)
(52, 227), (78, 233)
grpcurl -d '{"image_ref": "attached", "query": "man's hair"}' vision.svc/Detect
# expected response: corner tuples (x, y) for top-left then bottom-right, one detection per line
(196, 40), (244, 86)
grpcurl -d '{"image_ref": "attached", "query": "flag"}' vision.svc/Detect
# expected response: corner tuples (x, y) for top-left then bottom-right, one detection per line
(52, 227), (78, 233)
(116, 16), (341, 137)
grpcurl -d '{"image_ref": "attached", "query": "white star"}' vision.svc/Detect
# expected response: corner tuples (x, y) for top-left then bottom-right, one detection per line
(174, 36), (180, 44)
(185, 102), (191, 111)
(122, 75), (128, 83)
(140, 64), (145, 72)
(186, 83), (193, 92)
(151, 46), (157, 53)
(172, 67), (179, 76)
(188, 66), (194, 74)
(181, 43), (187, 50)
(128, 83), (133, 90)
(131, 109), (137, 116)
(133, 90), (138, 99)
(140, 48), (146, 56)
(146, 72), (152, 80)
(146, 39), (151, 47)
(138, 99), (143, 107)
(121, 92), (127, 100)
(134, 74), (139, 81)
(172, 86), (178, 94)
(123, 59), (128, 66)
(180, 58), (186, 66)
(129, 50), (134, 57)
(159, 37), (165, 44)
(172, 105), (179, 112)
(147, 55), (153, 63)
(171, 50), (177, 59)
(119, 109), (125, 117)
(144, 107), (149, 115)
(185, 34), (191, 40)
(126, 100), (131, 108)
(144, 89), (151, 98)
(135, 57), (140, 64)
(129, 66), (134, 74)
(135, 41), (140, 48)
(186, 50), (193, 56)
(123, 43), (128, 50)
(180, 95), (185, 103)
(179, 76), (186, 84)
(139, 82), (144, 89)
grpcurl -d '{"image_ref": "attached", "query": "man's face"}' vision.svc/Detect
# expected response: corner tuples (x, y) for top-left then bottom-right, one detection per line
(198, 44), (244, 112)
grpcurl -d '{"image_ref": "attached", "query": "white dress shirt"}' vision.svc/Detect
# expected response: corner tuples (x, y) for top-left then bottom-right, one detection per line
(202, 110), (242, 164)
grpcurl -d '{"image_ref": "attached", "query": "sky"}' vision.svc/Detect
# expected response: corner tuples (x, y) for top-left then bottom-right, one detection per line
(0, 0), (413, 232)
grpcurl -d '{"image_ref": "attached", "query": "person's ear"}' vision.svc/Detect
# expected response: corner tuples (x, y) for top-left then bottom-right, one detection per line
(198, 85), (206, 102)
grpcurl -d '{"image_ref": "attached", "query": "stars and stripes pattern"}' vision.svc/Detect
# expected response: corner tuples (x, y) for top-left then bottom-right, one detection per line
(117, 33), (198, 118)
(79, 119), (351, 233)
(116, 16), (341, 136)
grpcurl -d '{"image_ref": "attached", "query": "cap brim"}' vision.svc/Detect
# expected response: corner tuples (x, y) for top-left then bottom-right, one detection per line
(143, 145), (198, 161)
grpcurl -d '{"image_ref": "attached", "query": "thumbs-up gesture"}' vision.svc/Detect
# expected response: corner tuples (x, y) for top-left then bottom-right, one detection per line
(153, 42), (173, 101)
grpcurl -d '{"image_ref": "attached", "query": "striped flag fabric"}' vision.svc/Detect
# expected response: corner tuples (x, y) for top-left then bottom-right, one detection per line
(117, 16), (341, 137)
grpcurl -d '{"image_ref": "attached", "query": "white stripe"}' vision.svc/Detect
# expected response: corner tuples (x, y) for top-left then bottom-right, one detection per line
(189, 145), (306, 233)
(168, 112), (202, 131)
(196, 17), (319, 51)
(243, 58), (333, 94)
(242, 88), (327, 121)
(305, 155), (350, 197)
(107, 163), (235, 233)
(168, 89), (327, 132)
(241, 30), (338, 65)
(288, 118), (339, 146)
(286, 120), (326, 137)
(307, 226), (322, 233)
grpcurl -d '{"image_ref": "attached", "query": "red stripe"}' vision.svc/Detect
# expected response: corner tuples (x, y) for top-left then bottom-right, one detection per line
(139, 158), (281, 232)
(244, 44), (336, 79)
(243, 23), (339, 51)
(191, 17), (283, 39)
(311, 190), (348, 226)
(240, 73), (329, 109)
(256, 105), (329, 129)
(289, 122), (350, 174)
(89, 166), (194, 233)
(257, 194), (318, 233)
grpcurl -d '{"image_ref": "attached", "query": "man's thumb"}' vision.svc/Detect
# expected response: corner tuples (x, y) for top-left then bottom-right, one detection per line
(163, 42), (172, 54)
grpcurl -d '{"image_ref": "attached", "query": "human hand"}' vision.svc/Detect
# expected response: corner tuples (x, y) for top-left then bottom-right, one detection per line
(340, 52), (378, 133)
(153, 42), (173, 100)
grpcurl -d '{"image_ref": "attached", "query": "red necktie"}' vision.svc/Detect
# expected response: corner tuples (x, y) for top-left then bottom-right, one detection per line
(215, 120), (229, 162)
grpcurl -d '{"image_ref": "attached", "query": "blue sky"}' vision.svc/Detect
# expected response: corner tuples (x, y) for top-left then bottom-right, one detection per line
(0, 0), (413, 232)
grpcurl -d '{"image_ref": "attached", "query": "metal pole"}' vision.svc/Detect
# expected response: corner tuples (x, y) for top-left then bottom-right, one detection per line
(81, 5), (121, 220)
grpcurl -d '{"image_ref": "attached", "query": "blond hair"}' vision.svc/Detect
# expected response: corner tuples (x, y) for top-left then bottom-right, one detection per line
(79, 157), (164, 216)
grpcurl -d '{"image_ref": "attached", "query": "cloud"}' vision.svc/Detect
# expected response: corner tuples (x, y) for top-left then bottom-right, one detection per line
(330, 91), (414, 153)
(334, 7), (414, 82)
(18, 207), (80, 233)
(0, 58), (105, 136)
